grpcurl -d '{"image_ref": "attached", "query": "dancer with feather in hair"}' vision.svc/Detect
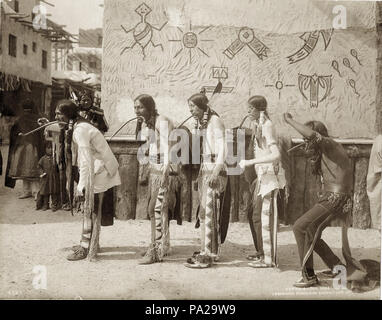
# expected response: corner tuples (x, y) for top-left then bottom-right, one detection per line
(55, 99), (121, 261)
(239, 96), (286, 269)
(134, 94), (181, 265)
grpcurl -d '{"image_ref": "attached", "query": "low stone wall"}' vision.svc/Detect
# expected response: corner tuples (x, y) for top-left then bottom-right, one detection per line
(108, 137), (376, 230)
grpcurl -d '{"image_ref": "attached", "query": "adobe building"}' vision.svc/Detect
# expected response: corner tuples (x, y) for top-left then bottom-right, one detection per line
(0, 0), (74, 139)
(0, 0), (52, 119)
(102, 0), (381, 228)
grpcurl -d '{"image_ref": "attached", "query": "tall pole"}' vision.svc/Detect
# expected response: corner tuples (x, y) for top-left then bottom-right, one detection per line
(54, 44), (58, 71)
(376, 2), (382, 134)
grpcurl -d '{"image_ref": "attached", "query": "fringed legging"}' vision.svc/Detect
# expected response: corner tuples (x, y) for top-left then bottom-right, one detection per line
(80, 192), (103, 260)
(261, 190), (279, 266)
(147, 169), (177, 259)
(198, 167), (227, 257)
(200, 186), (220, 256)
(152, 186), (170, 259)
(293, 194), (367, 279)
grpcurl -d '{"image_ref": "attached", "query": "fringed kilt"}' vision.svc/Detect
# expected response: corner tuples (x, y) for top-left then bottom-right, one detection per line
(197, 165), (228, 255)
(147, 165), (180, 222)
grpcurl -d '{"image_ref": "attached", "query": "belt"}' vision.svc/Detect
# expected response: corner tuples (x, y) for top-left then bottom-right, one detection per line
(323, 183), (352, 194)
(201, 154), (217, 163)
(149, 153), (164, 164)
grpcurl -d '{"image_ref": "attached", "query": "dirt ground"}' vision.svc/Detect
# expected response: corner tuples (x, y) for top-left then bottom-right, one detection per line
(0, 145), (380, 300)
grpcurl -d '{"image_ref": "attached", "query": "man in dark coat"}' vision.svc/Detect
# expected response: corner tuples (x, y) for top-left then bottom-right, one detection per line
(5, 99), (44, 198)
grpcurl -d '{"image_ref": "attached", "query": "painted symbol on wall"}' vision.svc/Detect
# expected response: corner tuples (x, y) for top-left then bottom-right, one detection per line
(348, 79), (360, 96)
(350, 49), (362, 66)
(168, 22), (213, 64)
(265, 69), (295, 100)
(201, 67), (234, 94)
(287, 29), (333, 64)
(331, 60), (342, 77)
(223, 27), (269, 60)
(298, 73), (332, 108)
(343, 57), (356, 73)
(120, 3), (168, 58)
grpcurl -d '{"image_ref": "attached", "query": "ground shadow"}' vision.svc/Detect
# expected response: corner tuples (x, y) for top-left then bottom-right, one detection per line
(59, 237), (380, 271)
(59, 245), (143, 261)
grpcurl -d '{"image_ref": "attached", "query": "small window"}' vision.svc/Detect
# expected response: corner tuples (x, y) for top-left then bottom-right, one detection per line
(23, 44), (28, 55)
(32, 42), (37, 52)
(89, 61), (97, 69)
(42, 50), (47, 69)
(14, 1), (19, 13)
(98, 35), (103, 46)
(8, 34), (17, 57)
(79, 62), (82, 71)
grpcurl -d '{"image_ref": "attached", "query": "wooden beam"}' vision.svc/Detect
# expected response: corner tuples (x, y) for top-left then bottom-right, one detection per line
(40, 0), (55, 7)
(21, 23), (34, 29)
(5, 13), (27, 16)
(292, 138), (374, 145)
(9, 14), (30, 19)
(18, 20), (33, 24)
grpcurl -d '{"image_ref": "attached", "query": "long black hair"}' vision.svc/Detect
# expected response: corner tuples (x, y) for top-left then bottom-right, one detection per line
(304, 120), (329, 176)
(56, 99), (79, 121)
(134, 94), (158, 117)
(56, 100), (79, 174)
(188, 93), (209, 111)
(247, 95), (270, 119)
(188, 92), (219, 129)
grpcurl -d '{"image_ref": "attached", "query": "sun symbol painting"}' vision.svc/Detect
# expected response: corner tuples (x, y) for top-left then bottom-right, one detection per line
(168, 22), (213, 64)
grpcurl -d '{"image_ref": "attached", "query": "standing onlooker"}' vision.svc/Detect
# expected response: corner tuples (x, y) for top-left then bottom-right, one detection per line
(367, 134), (382, 230)
(42, 122), (68, 211)
(5, 99), (44, 198)
(36, 142), (59, 211)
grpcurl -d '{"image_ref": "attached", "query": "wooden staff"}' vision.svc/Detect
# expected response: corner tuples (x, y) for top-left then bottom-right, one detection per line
(238, 115), (249, 129)
(109, 116), (145, 140)
(176, 115), (193, 129)
(287, 142), (305, 153)
(18, 121), (66, 137)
